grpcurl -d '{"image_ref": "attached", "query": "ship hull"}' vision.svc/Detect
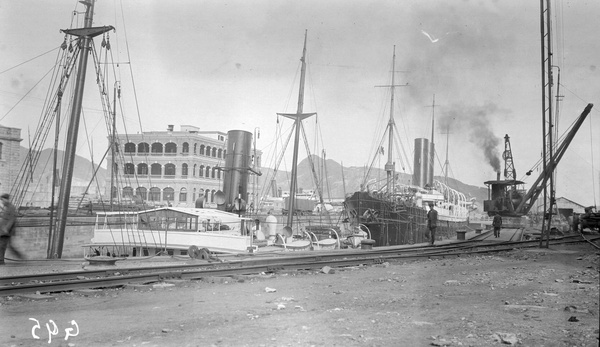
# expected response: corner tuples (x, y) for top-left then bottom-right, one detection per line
(345, 191), (467, 246)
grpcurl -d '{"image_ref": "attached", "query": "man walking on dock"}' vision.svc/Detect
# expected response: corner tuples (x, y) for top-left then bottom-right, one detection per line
(0, 194), (23, 264)
(427, 202), (438, 246)
(493, 212), (503, 238)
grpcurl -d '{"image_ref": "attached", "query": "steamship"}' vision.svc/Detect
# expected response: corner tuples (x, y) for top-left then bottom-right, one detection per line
(344, 49), (472, 247)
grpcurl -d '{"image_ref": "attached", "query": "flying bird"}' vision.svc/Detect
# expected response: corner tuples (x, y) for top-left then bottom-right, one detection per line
(421, 30), (439, 43)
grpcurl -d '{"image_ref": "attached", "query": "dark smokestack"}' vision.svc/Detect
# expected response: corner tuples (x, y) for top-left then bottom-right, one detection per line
(497, 171), (501, 181)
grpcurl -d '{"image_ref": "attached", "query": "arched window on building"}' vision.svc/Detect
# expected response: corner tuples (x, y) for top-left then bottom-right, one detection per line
(165, 142), (177, 155)
(211, 167), (217, 179)
(149, 187), (161, 202)
(199, 165), (204, 177)
(136, 187), (147, 201)
(124, 142), (136, 154)
(217, 148), (223, 158)
(163, 187), (175, 203)
(151, 142), (163, 155)
(179, 188), (187, 203)
(206, 189), (211, 202)
(200, 144), (205, 155)
(223, 149), (226, 158)
(193, 164), (197, 177)
(138, 142), (149, 154)
(193, 188), (197, 202)
(124, 163), (135, 175)
(123, 186), (134, 198)
(217, 169), (221, 179)
(150, 163), (162, 176)
(193, 143), (197, 155)
(164, 163), (176, 176)
(211, 189), (216, 202)
(205, 166), (211, 178)
(206, 146), (211, 157)
(137, 163), (148, 175)
(212, 147), (217, 157)
(182, 163), (188, 176)
(182, 142), (189, 154)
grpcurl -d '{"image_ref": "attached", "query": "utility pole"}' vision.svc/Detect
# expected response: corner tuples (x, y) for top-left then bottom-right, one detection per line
(540, 0), (553, 248)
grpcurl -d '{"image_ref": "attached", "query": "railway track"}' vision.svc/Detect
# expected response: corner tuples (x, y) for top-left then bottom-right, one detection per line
(1, 232), (597, 296)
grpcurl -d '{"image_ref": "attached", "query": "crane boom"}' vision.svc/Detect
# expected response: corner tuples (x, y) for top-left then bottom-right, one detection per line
(515, 103), (593, 214)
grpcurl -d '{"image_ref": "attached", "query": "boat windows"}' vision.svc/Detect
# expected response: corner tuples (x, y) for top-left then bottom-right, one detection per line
(137, 210), (198, 231)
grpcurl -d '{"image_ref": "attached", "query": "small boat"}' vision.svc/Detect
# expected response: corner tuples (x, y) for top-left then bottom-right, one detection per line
(86, 206), (256, 258)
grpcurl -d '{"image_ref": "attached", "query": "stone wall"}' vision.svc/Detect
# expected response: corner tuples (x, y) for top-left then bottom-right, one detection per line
(5, 216), (95, 260)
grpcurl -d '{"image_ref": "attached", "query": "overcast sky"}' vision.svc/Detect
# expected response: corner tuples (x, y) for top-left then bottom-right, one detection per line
(1, 0), (598, 206)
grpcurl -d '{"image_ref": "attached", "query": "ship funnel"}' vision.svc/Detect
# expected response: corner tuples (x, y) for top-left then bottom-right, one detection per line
(413, 138), (435, 187)
(221, 130), (253, 212)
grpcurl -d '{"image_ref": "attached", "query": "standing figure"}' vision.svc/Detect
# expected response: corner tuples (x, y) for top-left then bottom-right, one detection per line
(427, 202), (438, 246)
(0, 194), (24, 264)
(493, 212), (503, 238)
(265, 210), (278, 241)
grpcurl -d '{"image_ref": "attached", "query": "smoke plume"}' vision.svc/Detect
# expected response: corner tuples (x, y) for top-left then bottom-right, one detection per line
(438, 102), (502, 172)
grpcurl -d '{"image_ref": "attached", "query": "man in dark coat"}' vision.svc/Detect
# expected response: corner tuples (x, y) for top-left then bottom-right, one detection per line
(493, 212), (503, 238)
(427, 202), (438, 246)
(0, 194), (24, 264)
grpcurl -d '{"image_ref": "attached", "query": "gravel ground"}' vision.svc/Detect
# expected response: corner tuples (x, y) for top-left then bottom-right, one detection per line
(1, 239), (598, 347)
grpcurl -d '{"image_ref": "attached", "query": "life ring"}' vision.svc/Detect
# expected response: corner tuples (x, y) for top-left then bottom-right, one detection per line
(199, 247), (211, 260)
(188, 245), (200, 259)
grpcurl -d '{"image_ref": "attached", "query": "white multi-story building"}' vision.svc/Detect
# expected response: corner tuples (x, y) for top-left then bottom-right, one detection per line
(108, 125), (261, 208)
(0, 125), (22, 195)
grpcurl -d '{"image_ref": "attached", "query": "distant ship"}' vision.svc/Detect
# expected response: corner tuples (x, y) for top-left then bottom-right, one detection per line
(344, 48), (473, 246)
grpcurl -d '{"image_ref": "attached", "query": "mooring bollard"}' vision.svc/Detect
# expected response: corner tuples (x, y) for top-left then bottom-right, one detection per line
(361, 239), (376, 250)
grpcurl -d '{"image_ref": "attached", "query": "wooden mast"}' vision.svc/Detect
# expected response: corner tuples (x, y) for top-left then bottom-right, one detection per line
(49, 0), (114, 258)
(277, 30), (316, 228)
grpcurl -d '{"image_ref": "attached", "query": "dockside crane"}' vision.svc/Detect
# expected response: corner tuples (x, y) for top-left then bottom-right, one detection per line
(515, 103), (593, 215)
(484, 103), (593, 217)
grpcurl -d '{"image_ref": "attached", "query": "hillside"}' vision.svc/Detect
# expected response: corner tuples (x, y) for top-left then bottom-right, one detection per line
(15, 148), (487, 208)
(18, 147), (107, 185)
(17, 147), (107, 206)
(260, 154), (488, 204)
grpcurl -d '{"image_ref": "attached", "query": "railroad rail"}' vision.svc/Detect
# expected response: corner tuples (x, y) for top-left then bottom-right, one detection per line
(1, 232), (597, 296)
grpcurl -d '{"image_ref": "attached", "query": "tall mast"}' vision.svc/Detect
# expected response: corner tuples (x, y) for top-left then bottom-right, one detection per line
(428, 94), (438, 186)
(540, 0), (553, 248)
(278, 30), (315, 228)
(430, 94), (436, 145)
(47, 89), (62, 258)
(50, 0), (114, 258)
(110, 82), (119, 211)
(444, 124), (450, 185)
(384, 48), (396, 196)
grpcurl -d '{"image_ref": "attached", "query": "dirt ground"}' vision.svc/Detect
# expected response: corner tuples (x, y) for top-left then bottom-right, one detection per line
(0, 242), (598, 347)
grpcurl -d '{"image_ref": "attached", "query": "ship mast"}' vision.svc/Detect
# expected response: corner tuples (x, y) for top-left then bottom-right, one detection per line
(377, 47), (408, 196)
(49, 0), (114, 258)
(277, 30), (316, 228)
(384, 48), (397, 197)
